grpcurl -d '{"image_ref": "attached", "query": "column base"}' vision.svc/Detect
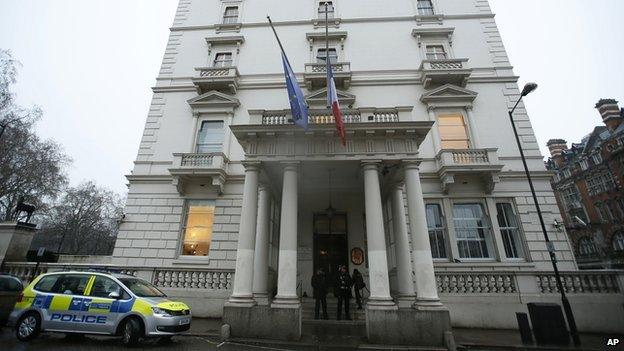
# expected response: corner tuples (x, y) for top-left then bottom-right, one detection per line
(413, 298), (446, 311)
(223, 304), (301, 341)
(271, 295), (301, 308)
(365, 307), (451, 347)
(253, 292), (270, 306)
(225, 294), (257, 308)
(366, 297), (398, 311)
(395, 295), (417, 309)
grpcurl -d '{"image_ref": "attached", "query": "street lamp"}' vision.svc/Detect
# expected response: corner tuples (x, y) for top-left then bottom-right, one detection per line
(508, 82), (580, 346)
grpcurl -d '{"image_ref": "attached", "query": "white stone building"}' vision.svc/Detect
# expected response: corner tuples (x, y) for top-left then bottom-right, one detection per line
(100, 0), (623, 345)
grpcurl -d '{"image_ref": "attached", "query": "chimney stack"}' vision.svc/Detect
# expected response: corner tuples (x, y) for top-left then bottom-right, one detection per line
(595, 98), (622, 131)
(547, 139), (568, 158)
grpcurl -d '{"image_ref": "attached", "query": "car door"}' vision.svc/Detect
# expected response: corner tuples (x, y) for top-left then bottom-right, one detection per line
(45, 274), (92, 332)
(86, 275), (126, 334)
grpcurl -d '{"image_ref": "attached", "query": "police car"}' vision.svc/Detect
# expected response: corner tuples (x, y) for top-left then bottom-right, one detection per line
(8, 271), (192, 346)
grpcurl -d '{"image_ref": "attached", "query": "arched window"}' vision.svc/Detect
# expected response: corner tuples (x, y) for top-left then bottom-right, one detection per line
(578, 237), (597, 256)
(612, 232), (624, 252)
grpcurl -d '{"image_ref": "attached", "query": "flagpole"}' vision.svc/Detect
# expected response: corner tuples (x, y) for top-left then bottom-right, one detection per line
(267, 16), (291, 66)
(324, 2), (330, 110)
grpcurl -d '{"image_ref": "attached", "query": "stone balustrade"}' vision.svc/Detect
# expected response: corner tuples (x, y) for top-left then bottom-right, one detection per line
(259, 108), (401, 125)
(153, 268), (233, 290)
(419, 58), (471, 88)
(192, 66), (240, 93)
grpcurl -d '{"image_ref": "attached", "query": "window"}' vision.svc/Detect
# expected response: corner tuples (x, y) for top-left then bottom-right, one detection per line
(562, 168), (572, 178)
(34, 275), (61, 293)
(90, 276), (129, 299)
(417, 0), (434, 15)
(316, 48), (338, 64)
(213, 52), (233, 68)
(55, 274), (90, 295)
(222, 6), (239, 24)
(591, 152), (603, 165)
(496, 203), (524, 259)
(579, 159), (589, 171)
(561, 185), (582, 210)
(318, 1), (334, 19)
(453, 203), (493, 259)
(578, 237), (597, 256)
(617, 198), (624, 217)
(613, 232), (624, 251)
(586, 171), (616, 196)
(425, 45), (447, 60)
(438, 114), (470, 149)
(596, 202), (613, 222)
(426, 204), (447, 259)
(196, 121), (224, 153)
(181, 200), (215, 256)
(118, 278), (166, 298)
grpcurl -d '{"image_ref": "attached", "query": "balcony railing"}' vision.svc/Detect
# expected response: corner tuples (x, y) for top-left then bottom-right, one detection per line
(259, 108), (402, 126)
(436, 148), (503, 193)
(169, 153), (229, 194)
(420, 58), (472, 88)
(304, 62), (351, 89)
(192, 66), (240, 94)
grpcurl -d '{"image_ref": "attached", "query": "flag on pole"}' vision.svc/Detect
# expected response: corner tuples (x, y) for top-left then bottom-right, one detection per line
(326, 59), (346, 146)
(281, 52), (309, 130)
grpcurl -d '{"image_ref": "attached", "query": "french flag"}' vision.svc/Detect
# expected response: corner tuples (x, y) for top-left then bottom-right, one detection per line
(326, 62), (346, 146)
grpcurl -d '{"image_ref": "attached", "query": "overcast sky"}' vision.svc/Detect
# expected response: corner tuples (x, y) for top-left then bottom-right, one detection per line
(1, 0), (623, 195)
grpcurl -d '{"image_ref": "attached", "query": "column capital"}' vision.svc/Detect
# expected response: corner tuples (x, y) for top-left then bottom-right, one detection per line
(280, 161), (300, 171)
(360, 160), (383, 171)
(242, 161), (262, 171)
(402, 159), (422, 170)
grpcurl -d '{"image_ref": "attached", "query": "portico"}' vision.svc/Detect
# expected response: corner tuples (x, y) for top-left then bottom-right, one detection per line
(223, 119), (451, 346)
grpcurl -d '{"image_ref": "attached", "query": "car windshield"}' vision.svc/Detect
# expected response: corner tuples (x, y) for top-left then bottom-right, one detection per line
(118, 278), (166, 298)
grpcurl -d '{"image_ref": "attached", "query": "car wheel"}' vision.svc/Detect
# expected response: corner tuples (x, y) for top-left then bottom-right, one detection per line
(121, 318), (142, 347)
(15, 313), (41, 341)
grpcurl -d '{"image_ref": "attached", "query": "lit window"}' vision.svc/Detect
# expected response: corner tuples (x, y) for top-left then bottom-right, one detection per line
(318, 1), (335, 19)
(613, 232), (624, 252)
(578, 237), (597, 256)
(426, 45), (447, 60)
(417, 0), (434, 15)
(452, 203), (493, 259)
(316, 48), (338, 64)
(223, 6), (239, 24)
(496, 203), (524, 259)
(181, 200), (215, 256)
(426, 204), (447, 259)
(213, 52), (233, 68)
(438, 114), (470, 149)
(196, 121), (224, 153)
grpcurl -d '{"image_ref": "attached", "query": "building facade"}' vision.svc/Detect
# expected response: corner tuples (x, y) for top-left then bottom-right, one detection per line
(98, 0), (624, 344)
(546, 99), (624, 270)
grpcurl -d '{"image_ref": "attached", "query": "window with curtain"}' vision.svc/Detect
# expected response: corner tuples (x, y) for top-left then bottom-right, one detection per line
(453, 203), (493, 259)
(417, 0), (434, 15)
(181, 200), (215, 256)
(426, 204), (447, 259)
(438, 114), (470, 149)
(318, 1), (334, 19)
(196, 121), (224, 153)
(496, 203), (524, 259)
(316, 48), (338, 64)
(213, 52), (233, 68)
(425, 45), (447, 60)
(222, 6), (239, 24)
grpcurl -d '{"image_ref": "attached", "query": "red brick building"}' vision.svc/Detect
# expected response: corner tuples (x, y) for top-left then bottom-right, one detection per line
(546, 99), (624, 269)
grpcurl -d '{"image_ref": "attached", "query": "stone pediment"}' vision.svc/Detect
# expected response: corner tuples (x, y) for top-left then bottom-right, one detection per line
(306, 88), (355, 107)
(187, 90), (240, 109)
(420, 84), (477, 107)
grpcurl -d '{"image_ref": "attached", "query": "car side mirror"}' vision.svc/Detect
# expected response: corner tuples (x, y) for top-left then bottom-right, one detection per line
(108, 291), (121, 299)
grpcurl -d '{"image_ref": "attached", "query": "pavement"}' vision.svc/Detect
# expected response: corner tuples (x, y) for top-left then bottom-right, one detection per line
(1, 318), (620, 351)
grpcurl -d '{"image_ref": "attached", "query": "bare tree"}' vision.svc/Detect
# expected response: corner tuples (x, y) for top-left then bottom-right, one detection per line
(0, 49), (70, 220)
(32, 182), (125, 255)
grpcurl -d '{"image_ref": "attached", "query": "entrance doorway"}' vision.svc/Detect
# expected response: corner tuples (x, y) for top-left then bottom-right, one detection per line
(313, 213), (348, 289)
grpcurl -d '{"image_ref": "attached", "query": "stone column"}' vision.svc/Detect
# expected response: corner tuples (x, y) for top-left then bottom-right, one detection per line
(403, 161), (442, 309)
(252, 184), (271, 305)
(272, 162), (300, 308)
(228, 162), (261, 307)
(466, 106), (481, 149)
(390, 184), (417, 308)
(427, 106), (441, 152)
(361, 161), (396, 309)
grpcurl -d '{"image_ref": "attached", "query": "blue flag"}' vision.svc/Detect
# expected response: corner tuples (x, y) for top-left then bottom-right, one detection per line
(281, 52), (309, 130)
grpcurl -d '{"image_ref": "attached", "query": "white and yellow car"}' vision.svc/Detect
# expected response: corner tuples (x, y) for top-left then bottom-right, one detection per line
(8, 271), (191, 346)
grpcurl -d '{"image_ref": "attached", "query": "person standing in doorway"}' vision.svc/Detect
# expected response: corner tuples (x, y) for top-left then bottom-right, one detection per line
(311, 268), (328, 319)
(352, 269), (365, 310)
(335, 265), (353, 320)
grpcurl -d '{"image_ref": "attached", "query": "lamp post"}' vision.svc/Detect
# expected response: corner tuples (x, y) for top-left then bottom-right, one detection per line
(508, 82), (580, 346)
